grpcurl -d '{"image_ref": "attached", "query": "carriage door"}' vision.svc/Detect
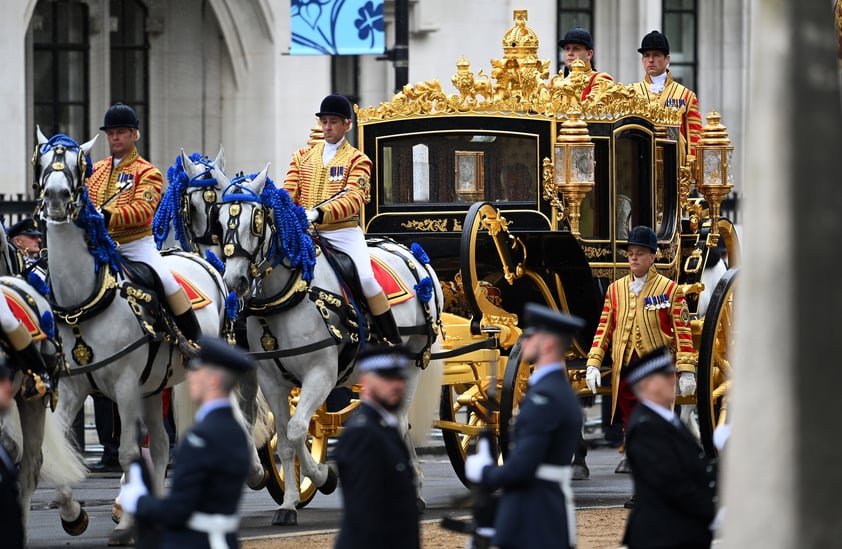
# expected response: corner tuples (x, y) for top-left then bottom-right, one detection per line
(612, 121), (654, 266)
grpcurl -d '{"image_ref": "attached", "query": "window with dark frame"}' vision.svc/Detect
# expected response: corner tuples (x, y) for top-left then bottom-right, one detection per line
(330, 56), (361, 148)
(557, 0), (595, 74)
(31, 0), (90, 143)
(662, 0), (698, 90)
(110, 0), (151, 157)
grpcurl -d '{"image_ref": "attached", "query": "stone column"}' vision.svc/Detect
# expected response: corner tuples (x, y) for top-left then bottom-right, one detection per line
(722, 1), (842, 547)
(0, 2), (29, 193)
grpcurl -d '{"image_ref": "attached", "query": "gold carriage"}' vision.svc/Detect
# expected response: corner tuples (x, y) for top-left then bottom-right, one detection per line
(258, 9), (739, 500)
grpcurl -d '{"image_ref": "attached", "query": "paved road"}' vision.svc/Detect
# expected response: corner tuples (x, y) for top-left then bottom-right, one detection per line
(26, 444), (631, 547)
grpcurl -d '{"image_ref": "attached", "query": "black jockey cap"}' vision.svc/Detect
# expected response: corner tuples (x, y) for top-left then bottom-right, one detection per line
(638, 30), (670, 55)
(622, 226), (658, 253)
(625, 346), (676, 385)
(521, 302), (585, 339)
(8, 218), (43, 239)
(559, 27), (594, 50)
(100, 102), (140, 131)
(188, 335), (256, 374)
(316, 94), (354, 120)
(357, 344), (413, 380)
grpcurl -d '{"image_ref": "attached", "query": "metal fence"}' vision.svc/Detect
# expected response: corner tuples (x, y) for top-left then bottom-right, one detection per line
(0, 195), (39, 227)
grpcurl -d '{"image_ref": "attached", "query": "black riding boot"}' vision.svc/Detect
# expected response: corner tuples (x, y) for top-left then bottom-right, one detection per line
(372, 309), (402, 346)
(18, 342), (53, 401)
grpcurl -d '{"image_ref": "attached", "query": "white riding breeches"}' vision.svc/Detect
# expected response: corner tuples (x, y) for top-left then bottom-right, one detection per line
(319, 226), (381, 297)
(119, 236), (181, 296)
(0, 291), (18, 332)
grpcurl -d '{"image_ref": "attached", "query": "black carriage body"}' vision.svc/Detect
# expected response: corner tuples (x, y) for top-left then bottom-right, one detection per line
(358, 110), (699, 356)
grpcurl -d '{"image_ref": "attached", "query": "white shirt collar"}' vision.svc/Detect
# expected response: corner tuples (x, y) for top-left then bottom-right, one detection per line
(322, 137), (345, 165)
(649, 72), (668, 93)
(364, 398), (399, 427)
(195, 397), (231, 423)
(641, 399), (678, 425)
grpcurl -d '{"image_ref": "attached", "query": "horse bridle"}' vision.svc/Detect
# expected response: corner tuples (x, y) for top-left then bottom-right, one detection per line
(32, 137), (87, 221)
(220, 182), (279, 282)
(181, 159), (223, 251)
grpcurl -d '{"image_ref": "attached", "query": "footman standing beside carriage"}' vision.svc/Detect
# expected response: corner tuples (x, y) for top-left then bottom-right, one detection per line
(119, 336), (255, 549)
(282, 93), (402, 345)
(465, 303), (585, 549)
(333, 344), (420, 549)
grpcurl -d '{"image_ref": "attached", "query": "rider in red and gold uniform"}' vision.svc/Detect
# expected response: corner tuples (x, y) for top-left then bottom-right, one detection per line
(558, 27), (614, 102)
(86, 103), (201, 349)
(283, 94), (401, 345)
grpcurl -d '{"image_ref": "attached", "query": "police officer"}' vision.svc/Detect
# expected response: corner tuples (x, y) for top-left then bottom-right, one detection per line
(6, 217), (43, 267)
(87, 102), (202, 351)
(333, 344), (419, 549)
(465, 303), (585, 549)
(282, 94), (401, 345)
(118, 336), (255, 549)
(621, 346), (717, 549)
(0, 356), (24, 549)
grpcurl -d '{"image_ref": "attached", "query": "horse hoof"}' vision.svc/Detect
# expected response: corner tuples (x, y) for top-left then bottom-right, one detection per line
(271, 508), (298, 526)
(111, 502), (122, 524)
(249, 468), (269, 491)
(61, 509), (89, 536)
(318, 465), (338, 495)
(416, 497), (426, 513)
(107, 528), (136, 546)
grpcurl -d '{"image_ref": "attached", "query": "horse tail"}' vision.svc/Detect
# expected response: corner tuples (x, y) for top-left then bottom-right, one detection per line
(41, 409), (88, 487)
(407, 338), (445, 447)
(171, 382), (198, 441)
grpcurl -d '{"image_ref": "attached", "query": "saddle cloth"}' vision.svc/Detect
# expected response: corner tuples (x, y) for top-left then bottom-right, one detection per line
(3, 289), (46, 342)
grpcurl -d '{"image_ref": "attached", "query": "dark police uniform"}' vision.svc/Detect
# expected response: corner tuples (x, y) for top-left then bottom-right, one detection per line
(475, 303), (585, 549)
(133, 336), (254, 549)
(622, 347), (717, 549)
(333, 345), (420, 549)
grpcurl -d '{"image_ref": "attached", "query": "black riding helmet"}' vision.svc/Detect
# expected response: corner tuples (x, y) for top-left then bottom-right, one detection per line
(100, 103), (140, 131)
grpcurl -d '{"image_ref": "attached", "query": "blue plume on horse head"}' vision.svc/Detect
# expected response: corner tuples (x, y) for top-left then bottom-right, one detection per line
(258, 183), (317, 283)
(41, 134), (92, 179)
(154, 152), (206, 250)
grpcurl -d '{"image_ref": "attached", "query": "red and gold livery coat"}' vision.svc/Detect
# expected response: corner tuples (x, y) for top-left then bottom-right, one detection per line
(586, 266), (694, 420)
(632, 72), (702, 165)
(283, 140), (371, 231)
(86, 147), (163, 244)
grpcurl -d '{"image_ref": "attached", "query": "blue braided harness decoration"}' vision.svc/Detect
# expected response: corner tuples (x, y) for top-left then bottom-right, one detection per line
(153, 152), (218, 251)
(222, 174), (316, 284)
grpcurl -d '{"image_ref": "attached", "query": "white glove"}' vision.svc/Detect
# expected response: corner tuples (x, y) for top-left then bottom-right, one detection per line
(585, 365), (601, 394)
(118, 463), (149, 514)
(678, 372), (697, 397)
(305, 208), (320, 224)
(713, 423), (732, 451)
(464, 438), (494, 483)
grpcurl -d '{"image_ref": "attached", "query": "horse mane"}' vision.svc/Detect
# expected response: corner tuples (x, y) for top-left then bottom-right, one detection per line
(153, 152), (206, 250)
(222, 173), (317, 283)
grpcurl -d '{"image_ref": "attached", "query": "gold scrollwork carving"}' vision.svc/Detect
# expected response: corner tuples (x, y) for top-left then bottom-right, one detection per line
(318, 291), (341, 308)
(582, 246), (610, 259)
(400, 219), (449, 232)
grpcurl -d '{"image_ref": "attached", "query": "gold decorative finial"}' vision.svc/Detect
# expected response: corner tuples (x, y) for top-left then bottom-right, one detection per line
(308, 122), (324, 145)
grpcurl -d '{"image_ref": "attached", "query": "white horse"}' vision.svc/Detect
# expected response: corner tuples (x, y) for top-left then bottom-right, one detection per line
(216, 167), (444, 525)
(33, 130), (228, 545)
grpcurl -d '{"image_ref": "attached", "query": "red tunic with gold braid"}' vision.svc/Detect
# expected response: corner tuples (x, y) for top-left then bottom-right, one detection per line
(632, 72), (702, 165)
(86, 147), (163, 244)
(283, 140), (371, 231)
(586, 266), (694, 421)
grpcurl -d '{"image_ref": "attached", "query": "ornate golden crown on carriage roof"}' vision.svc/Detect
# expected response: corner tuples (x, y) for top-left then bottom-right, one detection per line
(356, 9), (683, 126)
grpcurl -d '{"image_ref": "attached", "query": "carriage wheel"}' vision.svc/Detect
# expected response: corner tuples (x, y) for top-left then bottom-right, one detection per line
(439, 376), (502, 488)
(257, 407), (329, 508)
(498, 339), (529, 460)
(696, 267), (739, 457)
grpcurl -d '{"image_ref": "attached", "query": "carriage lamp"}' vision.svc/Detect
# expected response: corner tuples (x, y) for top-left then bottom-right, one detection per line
(547, 107), (595, 234)
(695, 111), (734, 248)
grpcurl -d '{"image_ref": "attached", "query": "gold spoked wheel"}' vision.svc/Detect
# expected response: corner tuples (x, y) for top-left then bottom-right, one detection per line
(696, 267), (739, 457)
(257, 391), (330, 508)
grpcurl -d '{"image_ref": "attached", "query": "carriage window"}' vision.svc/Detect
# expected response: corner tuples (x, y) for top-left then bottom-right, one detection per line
(379, 133), (539, 205)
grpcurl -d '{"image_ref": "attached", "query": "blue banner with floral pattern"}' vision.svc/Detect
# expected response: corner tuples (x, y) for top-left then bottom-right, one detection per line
(290, 0), (384, 55)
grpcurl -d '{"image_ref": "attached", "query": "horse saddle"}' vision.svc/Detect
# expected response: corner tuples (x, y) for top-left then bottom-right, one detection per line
(316, 242), (370, 315)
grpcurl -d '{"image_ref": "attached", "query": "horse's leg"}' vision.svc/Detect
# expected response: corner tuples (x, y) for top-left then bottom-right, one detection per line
(236, 366), (268, 489)
(16, 399), (45, 542)
(142, 393), (169, 493)
(108, 379), (144, 545)
(285, 358), (337, 492)
(52, 379), (90, 535)
(262, 378), (299, 526)
(398, 365), (427, 510)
